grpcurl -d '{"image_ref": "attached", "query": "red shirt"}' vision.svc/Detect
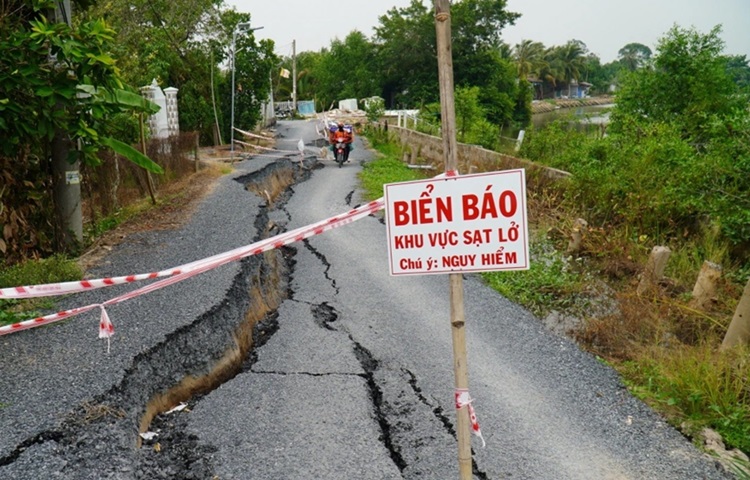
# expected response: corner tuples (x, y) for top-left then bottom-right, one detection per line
(330, 127), (353, 144)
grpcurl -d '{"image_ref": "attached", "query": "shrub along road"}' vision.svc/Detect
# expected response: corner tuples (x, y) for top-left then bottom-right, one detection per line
(0, 120), (731, 479)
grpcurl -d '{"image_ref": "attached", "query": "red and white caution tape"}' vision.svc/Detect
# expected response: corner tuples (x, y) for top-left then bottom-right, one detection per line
(0, 198), (385, 338)
(455, 388), (486, 448)
(0, 170), (457, 302)
(0, 269), (180, 300)
(0, 170), (459, 342)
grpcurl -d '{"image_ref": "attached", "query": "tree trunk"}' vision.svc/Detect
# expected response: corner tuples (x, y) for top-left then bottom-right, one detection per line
(52, 129), (82, 252)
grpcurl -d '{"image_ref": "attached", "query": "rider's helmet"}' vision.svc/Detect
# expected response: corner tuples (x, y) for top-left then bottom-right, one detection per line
(337, 122), (344, 130)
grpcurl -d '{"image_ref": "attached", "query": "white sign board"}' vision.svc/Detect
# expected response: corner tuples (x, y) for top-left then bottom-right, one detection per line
(384, 170), (529, 276)
(65, 171), (80, 185)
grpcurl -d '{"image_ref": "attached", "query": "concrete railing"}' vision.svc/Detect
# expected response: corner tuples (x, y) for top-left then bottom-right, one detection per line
(384, 125), (570, 185)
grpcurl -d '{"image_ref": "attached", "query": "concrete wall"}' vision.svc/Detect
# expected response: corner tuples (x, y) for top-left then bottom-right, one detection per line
(385, 125), (570, 186)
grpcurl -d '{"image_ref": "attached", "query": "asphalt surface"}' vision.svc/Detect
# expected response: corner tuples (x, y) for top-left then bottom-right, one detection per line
(0, 120), (733, 479)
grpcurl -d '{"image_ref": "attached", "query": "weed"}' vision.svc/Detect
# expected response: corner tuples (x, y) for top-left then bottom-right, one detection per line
(619, 344), (750, 453)
(358, 135), (425, 201)
(0, 255), (82, 326)
(731, 456), (750, 479)
(482, 241), (583, 317)
(0, 254), (82, 288)
(666, 223), (731, 288)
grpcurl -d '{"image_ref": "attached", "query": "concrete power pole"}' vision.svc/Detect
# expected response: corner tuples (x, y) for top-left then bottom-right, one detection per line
(51, 0), (83, 251)
(292, 39), (297, 115)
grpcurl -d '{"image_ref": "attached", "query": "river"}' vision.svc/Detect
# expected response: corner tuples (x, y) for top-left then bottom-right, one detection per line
(532, 103), (613, 131)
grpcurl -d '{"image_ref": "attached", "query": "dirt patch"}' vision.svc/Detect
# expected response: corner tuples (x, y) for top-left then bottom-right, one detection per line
(77, 159), (225, 274)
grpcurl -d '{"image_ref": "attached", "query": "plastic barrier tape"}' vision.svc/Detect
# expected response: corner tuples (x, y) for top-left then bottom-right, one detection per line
(0, 198), (385, 337)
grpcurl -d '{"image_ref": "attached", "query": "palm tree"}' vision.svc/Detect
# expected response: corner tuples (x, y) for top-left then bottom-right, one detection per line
(513, 39), (546, 80)
(537, 46), (562, 99)
(618, 42), (652, 71)
(554, 41), (586, 97)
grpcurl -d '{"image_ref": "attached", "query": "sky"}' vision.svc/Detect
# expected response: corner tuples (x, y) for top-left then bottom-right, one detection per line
(231, 0), (749, 63)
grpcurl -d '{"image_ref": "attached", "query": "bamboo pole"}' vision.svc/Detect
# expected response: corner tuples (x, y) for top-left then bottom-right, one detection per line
(434, 1), (472, 478)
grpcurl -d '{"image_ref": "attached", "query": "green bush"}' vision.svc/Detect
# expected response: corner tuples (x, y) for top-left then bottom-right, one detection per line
(358, 155), (423, 201)
(0, 255), (82, 288)
(0, 255), (82, 326)
(520, 115), (750, 259)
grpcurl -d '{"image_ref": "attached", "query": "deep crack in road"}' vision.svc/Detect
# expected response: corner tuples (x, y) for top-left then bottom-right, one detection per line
(0, 120), (733, 479)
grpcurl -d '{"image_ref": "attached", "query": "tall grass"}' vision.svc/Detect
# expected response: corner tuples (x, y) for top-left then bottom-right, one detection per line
(620, 344), (750, 453)
(359, 127), (426, 200)
(482, 239), (583, 317)
(368, 117), (750, 458)
(0, 255), (82, 326)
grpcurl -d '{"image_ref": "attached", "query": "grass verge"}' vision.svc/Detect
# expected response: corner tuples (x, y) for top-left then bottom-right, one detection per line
(0, 255), (82, 326)
(362, 125), (750, 465)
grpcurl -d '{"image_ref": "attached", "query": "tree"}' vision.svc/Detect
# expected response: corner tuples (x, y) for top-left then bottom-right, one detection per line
(83, 0), (222, 140)
(451, 0), (520, 53)
(581, 53), (607, 94)
(83, 0), (276, 142)
(373, 0), (436, 107)
(554, 40), (587, 97)
(456, 48), (519, 127)
(1, 0), (161, 260)
(617, 42), (652, 71)
(610, 25), (750, 253)
(724, 54), (750, 91)
(231, 32), (276, 132)
(275, 50), (323, 109)
(373, 0), (521, 113)
(533, 46), (562, 99)
(455, 86), (485, 142)
(513, 39), (547, 80)
(314, 31), (381, 109)
(611, 25), (742, 143)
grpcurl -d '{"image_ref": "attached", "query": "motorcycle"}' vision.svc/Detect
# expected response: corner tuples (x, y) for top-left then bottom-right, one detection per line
(332, 133), (349, 168)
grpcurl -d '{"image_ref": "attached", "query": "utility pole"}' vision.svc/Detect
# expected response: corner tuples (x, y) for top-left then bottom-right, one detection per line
(51, 0), (83, 251)
(230, 22), (249, 163)
(292, 39), (297, 115)
(434, 1), (472, 478)
(230, 22), (263, 162)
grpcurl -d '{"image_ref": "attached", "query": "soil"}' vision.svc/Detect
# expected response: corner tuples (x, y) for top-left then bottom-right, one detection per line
(77, 152), (226, 274)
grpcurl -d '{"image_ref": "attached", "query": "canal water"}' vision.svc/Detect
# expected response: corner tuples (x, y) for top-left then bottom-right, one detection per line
(531, 103), (613, 130)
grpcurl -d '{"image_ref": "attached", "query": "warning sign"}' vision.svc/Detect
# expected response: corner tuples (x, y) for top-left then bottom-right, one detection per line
(384, 170), (529, 276)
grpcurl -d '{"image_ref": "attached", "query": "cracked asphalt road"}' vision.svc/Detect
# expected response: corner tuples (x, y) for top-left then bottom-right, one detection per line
(0, 120), (733, 479)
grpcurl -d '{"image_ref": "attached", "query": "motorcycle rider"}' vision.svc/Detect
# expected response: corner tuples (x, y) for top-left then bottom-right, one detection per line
(329, 121), (353, 162)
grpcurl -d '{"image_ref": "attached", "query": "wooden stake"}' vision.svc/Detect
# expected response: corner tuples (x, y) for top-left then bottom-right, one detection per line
(566, 218), (588, 255)
(689, 260), (722, 310)
(722, 277), (750, 349)
(637, 246), (671, 295)
(194, 133), (200, 173)
(434, 1), (472, 478)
